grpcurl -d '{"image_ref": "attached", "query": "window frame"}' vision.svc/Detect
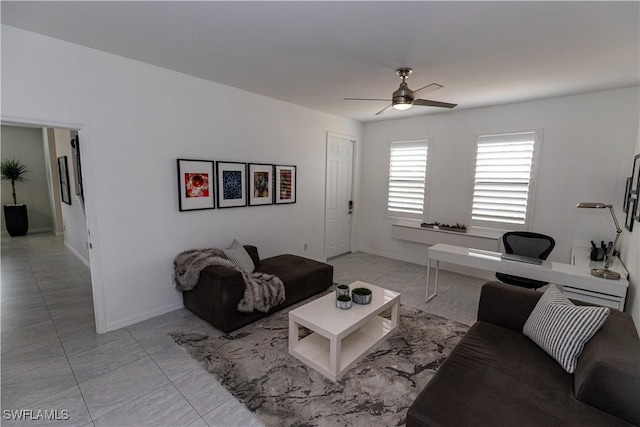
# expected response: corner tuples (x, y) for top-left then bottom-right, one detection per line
(469, 130), (542, 231)
(385, 138), (431, 221)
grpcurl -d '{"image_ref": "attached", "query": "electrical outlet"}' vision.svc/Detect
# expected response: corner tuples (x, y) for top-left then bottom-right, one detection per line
(304, 243), (308, 251)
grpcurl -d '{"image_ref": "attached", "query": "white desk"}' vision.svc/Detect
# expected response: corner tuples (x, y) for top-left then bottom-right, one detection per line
(426, 243), (629, 310)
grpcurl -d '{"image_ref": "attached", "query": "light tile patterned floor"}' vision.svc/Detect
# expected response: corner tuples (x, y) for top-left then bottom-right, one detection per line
(1, 233), (484, 426)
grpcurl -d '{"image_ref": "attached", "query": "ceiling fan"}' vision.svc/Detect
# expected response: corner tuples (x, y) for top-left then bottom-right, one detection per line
(345, 68), (457, 116)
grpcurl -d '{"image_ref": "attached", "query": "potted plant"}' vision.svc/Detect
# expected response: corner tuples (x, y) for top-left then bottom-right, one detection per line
(336, 284), (350, 297)
(1, 159), (29, 237)
(336, 294), (352, 310)
(421, 221), (467, 233)
(351, 287), (372, 305)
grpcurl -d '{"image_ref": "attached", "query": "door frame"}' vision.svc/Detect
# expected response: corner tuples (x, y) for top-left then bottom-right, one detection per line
(2, 114), (107, 334)
(324, 131), (359, 260)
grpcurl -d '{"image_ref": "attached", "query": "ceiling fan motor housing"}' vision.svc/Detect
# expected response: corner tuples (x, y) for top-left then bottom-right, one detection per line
(392, 81), (414, 109)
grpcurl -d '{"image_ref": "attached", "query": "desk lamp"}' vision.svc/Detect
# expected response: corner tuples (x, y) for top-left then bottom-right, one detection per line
(576, 202), (621, 280)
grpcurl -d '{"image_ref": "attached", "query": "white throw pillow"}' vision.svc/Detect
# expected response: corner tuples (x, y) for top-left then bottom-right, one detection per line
(523, 285), (609, 374)
(223, 239), (255, 273)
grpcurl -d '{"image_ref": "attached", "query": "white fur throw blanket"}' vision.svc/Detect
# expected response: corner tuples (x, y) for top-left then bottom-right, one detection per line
(173, 248), (285, 313)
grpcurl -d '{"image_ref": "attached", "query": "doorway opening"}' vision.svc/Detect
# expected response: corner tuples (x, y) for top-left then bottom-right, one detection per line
(1, 119), (102, 334)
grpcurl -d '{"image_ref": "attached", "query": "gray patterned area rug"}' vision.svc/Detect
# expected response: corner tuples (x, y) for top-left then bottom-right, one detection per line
(170, 306), (468, 427)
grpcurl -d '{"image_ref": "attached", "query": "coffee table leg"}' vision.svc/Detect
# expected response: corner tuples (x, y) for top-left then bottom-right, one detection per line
(329, 337), (341, 375)
(289, 318), (299, 349)
(391, 301), (399, 327)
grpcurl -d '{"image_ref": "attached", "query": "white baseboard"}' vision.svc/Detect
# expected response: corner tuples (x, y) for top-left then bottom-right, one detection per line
(104, 302), (184, 333)
(29, 227), (53, 234)
(64, 241), (90, 268)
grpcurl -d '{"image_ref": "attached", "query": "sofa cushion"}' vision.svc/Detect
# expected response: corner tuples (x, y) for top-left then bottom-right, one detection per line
(258, 254), (332, 303)
(243, 245), (261, 269)
(523, 285), (609, 373)
(223, 239), (255, 273)
(407, 321), (632, 427)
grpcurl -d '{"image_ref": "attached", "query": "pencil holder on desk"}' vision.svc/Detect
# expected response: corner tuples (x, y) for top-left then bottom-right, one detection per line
(590, 247), (605, 261)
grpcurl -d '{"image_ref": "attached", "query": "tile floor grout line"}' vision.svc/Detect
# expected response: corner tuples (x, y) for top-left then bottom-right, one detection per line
(119, 326), (214, 423)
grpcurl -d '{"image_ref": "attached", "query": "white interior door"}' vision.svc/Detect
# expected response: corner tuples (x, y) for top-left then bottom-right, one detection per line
(325, 133), (354, 259)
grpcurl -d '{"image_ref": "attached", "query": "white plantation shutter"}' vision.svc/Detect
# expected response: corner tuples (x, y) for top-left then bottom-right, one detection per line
(472, 132), (537, 226)
(387, 140), (429, 219)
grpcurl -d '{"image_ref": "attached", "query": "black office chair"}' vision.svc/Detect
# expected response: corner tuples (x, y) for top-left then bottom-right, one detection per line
(496, 231), (556, 289)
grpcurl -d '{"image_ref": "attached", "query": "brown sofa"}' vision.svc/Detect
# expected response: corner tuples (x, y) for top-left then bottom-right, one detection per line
(183, 245), (333, 333)
(407, 282), (640, 427)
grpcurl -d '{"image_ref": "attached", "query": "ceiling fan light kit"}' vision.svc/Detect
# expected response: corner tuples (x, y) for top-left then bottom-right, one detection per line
(345, 67), (457, 116)
(392, 100), (413, 111)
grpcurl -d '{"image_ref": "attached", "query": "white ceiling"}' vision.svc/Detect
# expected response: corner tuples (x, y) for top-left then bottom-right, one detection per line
(2, 1), (638, 122)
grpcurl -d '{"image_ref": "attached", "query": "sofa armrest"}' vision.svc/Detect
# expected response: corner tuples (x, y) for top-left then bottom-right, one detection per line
(182, 264), (246, 330)
(574, 309), (640, 425)
(477, 281), (542, 332)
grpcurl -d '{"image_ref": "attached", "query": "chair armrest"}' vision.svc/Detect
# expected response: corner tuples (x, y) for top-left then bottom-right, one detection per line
(477, 281), (542, 332)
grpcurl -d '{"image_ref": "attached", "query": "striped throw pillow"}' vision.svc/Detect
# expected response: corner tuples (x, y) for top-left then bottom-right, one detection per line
(223, 239), (255, 273)
(523, 285), (609, 374)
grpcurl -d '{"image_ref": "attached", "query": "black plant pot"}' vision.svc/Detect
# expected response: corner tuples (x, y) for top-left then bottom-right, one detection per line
(4, 205), (28, 236)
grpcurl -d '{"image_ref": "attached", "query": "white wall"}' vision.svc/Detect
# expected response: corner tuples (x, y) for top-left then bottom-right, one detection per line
(53, 128), (90, 265)
(2, 25), (362, 332)
(358, 88), (640, 317)
(618, 124), (640, 329)
(0, 124), (54, 233)
(44, 128), (64, 235)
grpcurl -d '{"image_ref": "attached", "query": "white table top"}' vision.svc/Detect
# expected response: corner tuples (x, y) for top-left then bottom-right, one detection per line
(288, 281), (400, 337)
(428, 243), (628, 296)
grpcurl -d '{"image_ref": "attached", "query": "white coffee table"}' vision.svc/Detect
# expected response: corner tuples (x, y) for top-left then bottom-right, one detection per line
(288, 281), (400, 381)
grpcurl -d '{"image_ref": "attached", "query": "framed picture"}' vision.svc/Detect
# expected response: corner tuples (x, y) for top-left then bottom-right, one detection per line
(624, 177), (632, 213)
(217, 161), (247, 208)
(631, 154), (640, 195)
(274, 165), (296, 204)
(57, 156), (71, 205)
(71, 135), (83, 198)
(625, 195), (636, 231)
(634, 194), (640, 223)
(248, 163), (273, 206)
(177, 159), (215, 211)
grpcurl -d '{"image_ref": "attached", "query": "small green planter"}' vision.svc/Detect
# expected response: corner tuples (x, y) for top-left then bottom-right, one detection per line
(351, 287), (372, 305)
(336, 284), (350, 297)
(336, 294), (352, 310)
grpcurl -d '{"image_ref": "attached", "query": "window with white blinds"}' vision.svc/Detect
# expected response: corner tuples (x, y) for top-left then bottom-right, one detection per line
(387, 140), (429, 219)
(471, 132), (538, 226)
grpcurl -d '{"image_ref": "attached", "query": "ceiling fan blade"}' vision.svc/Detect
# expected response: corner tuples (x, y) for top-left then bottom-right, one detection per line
(375, 105), (393, 116)
(344, 98), (392, 101)
(412, 83), (443, 95)
(414, 99), (457, 109)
